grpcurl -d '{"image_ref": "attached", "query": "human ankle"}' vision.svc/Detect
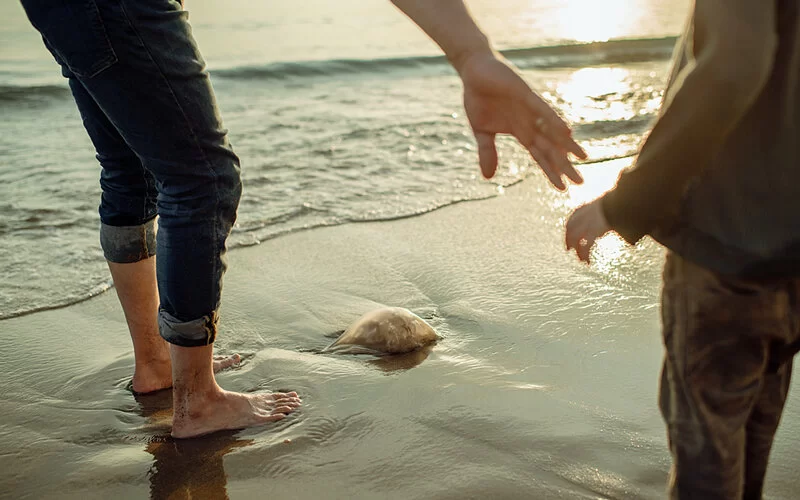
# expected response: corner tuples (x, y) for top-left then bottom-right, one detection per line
(131, 329), (170, 361)
(134, 352), (171, 373)
(173, 384), (224, 420)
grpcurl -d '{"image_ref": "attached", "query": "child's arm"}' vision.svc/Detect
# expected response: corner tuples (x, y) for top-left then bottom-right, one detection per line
(600, 0), (778, 245)
(390, 0), (586, 185)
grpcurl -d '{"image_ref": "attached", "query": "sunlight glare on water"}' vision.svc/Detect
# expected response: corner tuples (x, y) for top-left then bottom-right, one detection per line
(545, 64), (661, 275)
(541, 65), (664, 161)
(553, 0), (644, 43)
(561, 157), (636, 273)
(554, 67), (640, 123)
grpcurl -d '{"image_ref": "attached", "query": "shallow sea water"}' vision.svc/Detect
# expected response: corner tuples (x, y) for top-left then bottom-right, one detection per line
(0, 0), (685, 319)
(7, 1), (799, 499)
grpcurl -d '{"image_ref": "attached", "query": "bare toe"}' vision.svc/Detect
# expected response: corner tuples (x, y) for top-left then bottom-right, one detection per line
(259, 414), (286, 423)
(171, 389), (301, 439)
(271, 405), (295, 414)
(212, 354), (242, 373)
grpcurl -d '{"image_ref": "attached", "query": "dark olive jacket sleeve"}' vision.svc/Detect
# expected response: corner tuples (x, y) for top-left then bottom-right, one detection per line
(600, 0), (778, 244)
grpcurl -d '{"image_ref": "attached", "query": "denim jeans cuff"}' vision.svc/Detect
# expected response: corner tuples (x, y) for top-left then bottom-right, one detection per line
(158, 309), (218, 347)
(100, 218), (157, 263)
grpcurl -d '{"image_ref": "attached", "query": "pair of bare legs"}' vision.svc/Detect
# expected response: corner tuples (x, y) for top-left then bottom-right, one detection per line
(109, 257), (301, 439)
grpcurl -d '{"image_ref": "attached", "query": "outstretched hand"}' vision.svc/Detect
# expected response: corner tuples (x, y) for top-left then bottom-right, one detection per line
(565, 198), (612, 264)
(459, 53), (587, 189)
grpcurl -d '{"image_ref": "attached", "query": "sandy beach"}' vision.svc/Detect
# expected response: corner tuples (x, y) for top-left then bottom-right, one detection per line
(2, 160), (799, 499)
(5, 0), (799, 498)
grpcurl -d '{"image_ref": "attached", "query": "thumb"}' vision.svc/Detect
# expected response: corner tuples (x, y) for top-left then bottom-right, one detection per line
(475, 132), (498, 179)
(565, 215), (581, 251)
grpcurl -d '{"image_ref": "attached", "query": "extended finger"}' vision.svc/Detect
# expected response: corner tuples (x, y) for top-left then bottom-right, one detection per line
(532, 134), (583, 186)
(475, 132), (498, 179)
(518, 122), (567, 190)
(547, 124), (588, 161)
(528, 143), (565, 190)
(528, 96), (588, 159)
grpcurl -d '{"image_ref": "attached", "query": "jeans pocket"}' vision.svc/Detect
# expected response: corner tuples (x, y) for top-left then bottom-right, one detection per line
(22, 0), (117, 78)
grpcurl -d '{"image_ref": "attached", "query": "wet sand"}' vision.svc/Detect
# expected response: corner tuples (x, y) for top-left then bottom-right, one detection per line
(2, 160), (799, 499)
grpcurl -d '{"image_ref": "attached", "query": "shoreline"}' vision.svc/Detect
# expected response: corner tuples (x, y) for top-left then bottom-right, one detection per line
(3, 160), (799, 499)
(0, 150), (638, 322)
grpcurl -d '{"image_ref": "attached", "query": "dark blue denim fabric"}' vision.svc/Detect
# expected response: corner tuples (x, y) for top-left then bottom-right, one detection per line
(21, 0), (242, 347)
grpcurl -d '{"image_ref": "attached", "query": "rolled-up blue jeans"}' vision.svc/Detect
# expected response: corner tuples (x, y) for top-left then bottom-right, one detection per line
(20, 0), (242, 347)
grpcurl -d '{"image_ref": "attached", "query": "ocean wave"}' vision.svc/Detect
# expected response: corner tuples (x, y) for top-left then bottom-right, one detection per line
(0, 281), (113, 321)
(208, 37), (678, 81)
(227, 190), (510, 248)
(0, 194), (498, 321)
(0, 37), (676, 101)
(0, 149), (642, 321)
(504, 36), (677, 68)
(574, 115), (655, 139)
(0, 83), (70, 103)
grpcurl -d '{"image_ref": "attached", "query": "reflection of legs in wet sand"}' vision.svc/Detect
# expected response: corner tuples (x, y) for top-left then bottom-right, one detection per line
(139, 392), (253, 500)
(147, 433), (250, 500)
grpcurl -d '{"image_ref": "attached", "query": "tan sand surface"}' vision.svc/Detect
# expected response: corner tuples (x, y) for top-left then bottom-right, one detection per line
(2, 161), (798, 499)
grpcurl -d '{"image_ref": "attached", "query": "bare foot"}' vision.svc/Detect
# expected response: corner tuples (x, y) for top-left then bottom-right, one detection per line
(132, 354), (243, 394)
(171, 390), (302, 439)
(132, 358), (173, 394)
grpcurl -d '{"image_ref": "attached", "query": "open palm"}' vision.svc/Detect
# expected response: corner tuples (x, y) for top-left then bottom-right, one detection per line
(460, 53), (586, 189)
